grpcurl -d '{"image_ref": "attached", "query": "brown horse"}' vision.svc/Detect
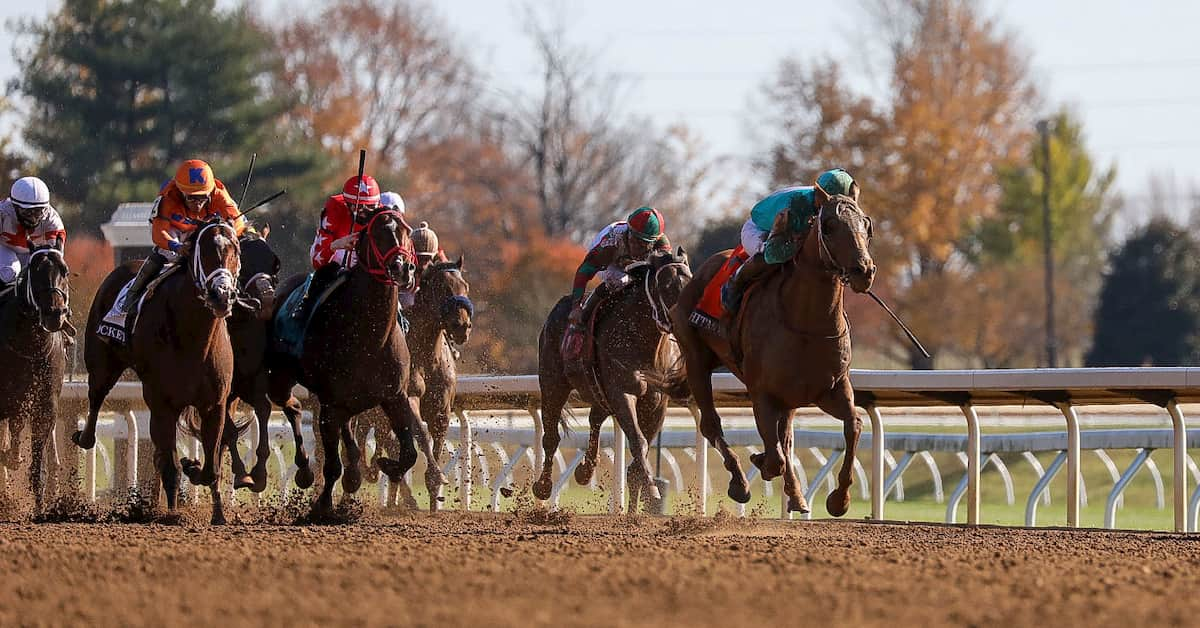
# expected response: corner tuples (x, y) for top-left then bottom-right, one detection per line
(74, 218), (244, 524)
(0, 247), (70, 514)
(358, 257), (473, 510)
(221, 228), (314, 493)
(267, 209), (443, 514)
(535, 247), (691, 511)
(669, 187), (875, 516)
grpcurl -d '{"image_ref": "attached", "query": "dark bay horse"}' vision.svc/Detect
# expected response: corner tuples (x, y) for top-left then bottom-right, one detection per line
(535, 248), (691, 511)
(267, 209), (443, 514)
(0, 247), (70, 514)
(669, 187), (875, 516)
(358, 257), (473, 510)
(222, 228), (313, 492)
(74, 219), (244, 524)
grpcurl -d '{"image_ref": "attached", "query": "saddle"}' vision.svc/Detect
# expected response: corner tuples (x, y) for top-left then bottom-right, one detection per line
(688, 245), (750, 334)
(96, 264), (181, 346)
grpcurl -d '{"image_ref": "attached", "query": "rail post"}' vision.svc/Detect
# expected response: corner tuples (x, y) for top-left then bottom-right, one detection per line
(1166, 399), (1189, 533)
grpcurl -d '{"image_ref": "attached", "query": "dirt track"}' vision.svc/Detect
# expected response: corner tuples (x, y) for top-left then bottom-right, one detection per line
(1, 508), (1198, 627)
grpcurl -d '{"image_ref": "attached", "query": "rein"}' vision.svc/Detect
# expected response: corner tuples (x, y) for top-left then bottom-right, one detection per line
(191, 222), (240, 299)
(629, 259), (692, 334)
(362, 210), (415, 285)
(19, 248), (69, 332)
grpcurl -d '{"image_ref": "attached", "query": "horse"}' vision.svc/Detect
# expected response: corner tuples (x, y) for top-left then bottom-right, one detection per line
(266, 209), (444, 514)
(668, 187), (875, 516)
(0, 247), (70, 514)
(73, 218), (244, 524)
(534, 247), (692, 511)
(221, 227), (314, 493)
(357, 256), (473, 511)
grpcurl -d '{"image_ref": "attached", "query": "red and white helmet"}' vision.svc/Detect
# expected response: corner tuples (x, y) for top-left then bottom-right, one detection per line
(342, 175), (381, 207)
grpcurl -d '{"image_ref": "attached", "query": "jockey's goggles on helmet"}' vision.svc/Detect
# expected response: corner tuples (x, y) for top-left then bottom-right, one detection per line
(184, 193), (211, 205)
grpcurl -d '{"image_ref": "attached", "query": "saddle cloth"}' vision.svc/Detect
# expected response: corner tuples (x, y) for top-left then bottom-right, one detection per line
(96, 265), (181, 346)
(688, 245), (750, 333)
(272, 272), (349, 359)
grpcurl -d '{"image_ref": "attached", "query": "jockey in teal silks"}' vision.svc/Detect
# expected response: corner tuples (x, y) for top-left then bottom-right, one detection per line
(721, 168), (858, 311)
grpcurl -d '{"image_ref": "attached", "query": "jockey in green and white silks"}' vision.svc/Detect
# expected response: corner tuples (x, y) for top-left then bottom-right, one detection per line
(568, 206), (671, 331)
(722, 168), (858, 311)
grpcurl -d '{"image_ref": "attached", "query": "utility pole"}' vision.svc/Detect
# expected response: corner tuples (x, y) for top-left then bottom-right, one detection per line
(1037, 119), (1058, 368)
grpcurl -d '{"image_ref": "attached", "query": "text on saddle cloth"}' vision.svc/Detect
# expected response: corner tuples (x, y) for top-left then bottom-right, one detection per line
(97, 264), (182, 345)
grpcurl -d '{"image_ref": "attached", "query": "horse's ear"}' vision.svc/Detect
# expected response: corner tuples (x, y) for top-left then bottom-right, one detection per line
(849, 182), (860, 202)
(813, 183), (831, 207)
(456, 254), (465, 270)
(260, 223), (271, 240)
(675, 245), (686, 259)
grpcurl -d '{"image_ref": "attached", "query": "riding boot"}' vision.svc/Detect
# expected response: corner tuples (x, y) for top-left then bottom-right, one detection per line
(292, 262), (341, 320)
(120, 252), (168, 315)
(721, 253), (771, 312)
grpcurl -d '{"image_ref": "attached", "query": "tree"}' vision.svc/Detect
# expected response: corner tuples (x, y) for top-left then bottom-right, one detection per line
(753, 0), (1038, 367)
(1087, 218), (1200, 366)
(10, 0), (299, 234)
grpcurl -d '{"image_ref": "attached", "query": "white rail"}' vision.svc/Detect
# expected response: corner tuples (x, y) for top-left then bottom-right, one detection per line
(60, 368), (1200, 532)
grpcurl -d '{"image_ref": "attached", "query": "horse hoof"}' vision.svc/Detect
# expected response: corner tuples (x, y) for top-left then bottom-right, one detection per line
(788, 496), (811, 514)
(250, 467), (269, 493)
(826, 489), (851, 517)
(71, 430), (95, 450)
(294, 465), (315, 489)
(376, 458), (407, 482)
(233, 475), (256, 490)
(749, 452), (765, 470)
(727, 481), (752, 504)
(342, 470), (363, 494)
(531, 477), (552, 501)
(211, 512), (227, 526)
(574, 463), (595, 486)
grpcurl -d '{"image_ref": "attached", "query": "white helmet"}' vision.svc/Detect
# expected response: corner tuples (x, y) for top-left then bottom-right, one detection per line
(379, 191), (405, 214)
(10, 176), (50, 228)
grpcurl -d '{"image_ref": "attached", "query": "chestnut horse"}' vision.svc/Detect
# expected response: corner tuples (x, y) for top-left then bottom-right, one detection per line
(0, 247), (70, 514)
(266, 209), (444, 514)
(222, 228), (314, 492)
(74, 218), (244, 524)
(669, 187), (875, 516)
(535, 248), (691, 511)
(358, 257), (473, 510)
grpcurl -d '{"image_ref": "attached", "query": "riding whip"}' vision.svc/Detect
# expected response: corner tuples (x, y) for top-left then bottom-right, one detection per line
(237, 152), (257, 210)
(232, 189), (287, 221)
(866, 289), (931, 360)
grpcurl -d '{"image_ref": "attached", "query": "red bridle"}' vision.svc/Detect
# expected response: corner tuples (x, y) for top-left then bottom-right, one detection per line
(361, 210), (415, 284)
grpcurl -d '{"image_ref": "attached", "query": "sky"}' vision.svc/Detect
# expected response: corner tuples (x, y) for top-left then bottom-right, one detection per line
(3, 0), (1200, 224)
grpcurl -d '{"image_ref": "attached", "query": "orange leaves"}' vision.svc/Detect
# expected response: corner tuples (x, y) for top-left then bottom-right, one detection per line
(63, 234), (114, 324)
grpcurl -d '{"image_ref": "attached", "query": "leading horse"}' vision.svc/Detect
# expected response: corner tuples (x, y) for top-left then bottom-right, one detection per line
(0, 247), (71, 514)
(267, 209), (443, 514)
(669, 187), (875, 515)
(535, 248), (692, 511)
(74, 218), (244, 524)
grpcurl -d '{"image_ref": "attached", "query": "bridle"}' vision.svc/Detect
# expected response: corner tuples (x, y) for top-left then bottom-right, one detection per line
(628, 257), (692, 334)
(190, 221), (240, 302)
(362, 210), (415, 285)
(814, 196), (870, 284)
(19, 248), (70, 331)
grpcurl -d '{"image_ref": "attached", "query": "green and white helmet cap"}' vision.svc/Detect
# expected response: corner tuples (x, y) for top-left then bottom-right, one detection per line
(815, 168), (855, 197)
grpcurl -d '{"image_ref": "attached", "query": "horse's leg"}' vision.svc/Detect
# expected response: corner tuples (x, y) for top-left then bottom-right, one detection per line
(680, 339), (750, 503)
(780, 408), (809, 514)
(74, 341), (125, 449)
(610, 391), (659, 508)
(180, 403), (226, 524)
(2, 414), (24, 470)
(574, 407), (607, 486)
(377, 397), (436, 489)
(636, 394), (669, 513)
(357, 415), (378, 484)
(532, 384), (570, 501)
(408, 398), (442, 511)
(748, 392), (787, 481)
(270, 377), (313, 490)
(314, 406), (347, 514)
(225, 399), (253, 490)
(247, 395), (272, 493)
(148, 407), (180, 512)
(340, 420), (363, 494)
(815, 377), (861, 517)
(29, 409), (54, 516)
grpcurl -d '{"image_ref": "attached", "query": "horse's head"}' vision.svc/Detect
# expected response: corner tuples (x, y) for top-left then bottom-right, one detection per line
(358, 209), (416, 289)
(238, 225), (280, 320)
(420, 255), (473, 345)
(22, 247), (70, 333)
(814, 185), (876, 293)
(188, 218), (241, 318)
(638, 246), (692, 333)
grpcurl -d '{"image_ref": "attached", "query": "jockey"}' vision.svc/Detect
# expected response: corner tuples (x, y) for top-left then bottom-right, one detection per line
(294, 174), (381, 317)
(379, 191), (405, 216)
(0, 176), (66, 290)
(120, 160), (245, 313)
(721, 168), (858, 311)
(399, 221), (447, 309)
(568, 206), (670, 330)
